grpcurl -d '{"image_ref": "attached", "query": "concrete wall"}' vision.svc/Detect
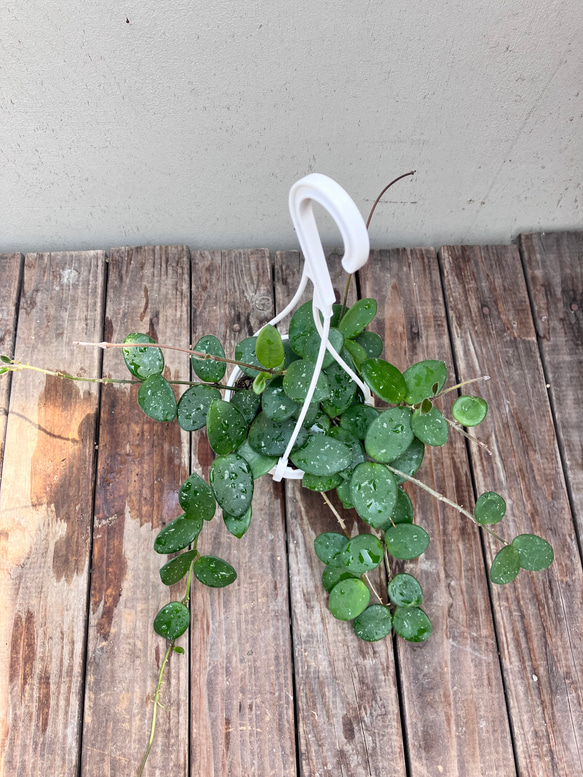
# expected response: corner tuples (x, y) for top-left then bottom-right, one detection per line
(1, 0), (581, 253)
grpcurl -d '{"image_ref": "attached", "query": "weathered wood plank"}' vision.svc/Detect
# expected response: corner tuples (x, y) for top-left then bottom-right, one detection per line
(441, 244), (583, 777)
(0, 254), (23, 472)
(189, 250), (296, 776)
(274, 251), (407, 777)
(361, 248), (515, 776)
(81, 246), (190, 776)
(0, 251), (105, 776)
(519, 232), (583, 536)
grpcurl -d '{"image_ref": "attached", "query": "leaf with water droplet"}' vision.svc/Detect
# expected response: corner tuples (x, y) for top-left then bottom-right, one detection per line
(193, 555), (237, 587)
(283, 359), (330, 403)
(290, 435), (352, 476)
(342, 337), (367, 367)
(206, 399), (247, 454)
(327, 426), (365, 476)
(393, 606), (432, 642)
(256, 324), (284, 369)
(178, 472), (216, 521)
(350, 462), (397, 529)
(361, 358), (407, 404)
(288, 301), (319, 357)
(248, 412), (308, 456)
(388, 487), (414, 526)
(353, 605), (393, 641)
(304, 327), (345, 369)
(339, 404), (379, 440)
(328, 578), (370, 621)
(236, 439), (277, 479)
(302, 472), (343, 492)
(234, 336), (263, 376)
(191, 335), (226, 383)
(314, 532), (349, 566)
(339, 533), (384, 575)
(388, 573), (423, 607)
(474, 491), (506, 525)
(210, 453), (254, 517)
(159, 549), (197, 586)
(338, 298), (377, 339)
(154, 513), (204, 554)
(153, 601), (190, 639)
(177, 384), (221, 431)
(321, 361), (357, 417)
(389, 437), (425, 484)
(336, 479), (354, 508)
(385, 523), (430, 560)
(123, 333), (164, 379)
(223, 505), (252, 538)
(512, 534), (554, 571)
(262, 378), (299, 421)
(490, 545), (520, 584)
(230, 389), (261, 424)
(452, 395), (488, 426)
(411, 406), (449, 446)
(365, 406), (414, 463)
(355, 331), (383, 359)
(403, 360), (447, 404)
(322, 565), (358, 592)
(138, 374), (177, 422)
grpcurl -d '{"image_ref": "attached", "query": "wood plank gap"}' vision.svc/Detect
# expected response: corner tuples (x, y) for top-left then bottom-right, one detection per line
(0, 254), (24, 477)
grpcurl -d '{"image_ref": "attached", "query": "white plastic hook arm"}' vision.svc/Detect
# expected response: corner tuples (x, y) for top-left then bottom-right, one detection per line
(270, 174), (371, 482)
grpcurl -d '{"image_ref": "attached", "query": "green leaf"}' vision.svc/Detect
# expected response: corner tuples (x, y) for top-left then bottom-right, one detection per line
(191, 335), (226, 383)
(294, 400), (320, 428)
(302, 472), (343, 492)
(355, 331), (383, 359)
(512, 534), (554, 571)
(248, 412), (308, 456)
(304, 327), (345, 369)
(206, 399), (247, 454)
(361, 359), (407, 404)
(490, 545), (520, 584)
(474, 491), (506, 525)
(385, 523), (430, 560)
(290, 435), (352, 476)
(153, 601), (190, 639)
(328, 578), (370, 621)
(411, 406), (449, 446)
(0, 355), (11, 364)
(452, 395), (488, 426)
(193, 555), (237, 587)
(173, 646), (185, 654)
(177, 385), (221, 431)
(420, 398), (433, 415)
(342, 338), (368, 367)
(256, 324), (284, 369)
(138, 374), (177, 422)
(350, 462), (398, 528)
(223, 505), (252, 538)
(0, 367), (8, 375)
(403, 360), (447, 404)
(339, 533), (384, 575)
(353, 605), (393, 641)
(234, 337), (263, 376)
(289, 301), (319, 357)
(336, 479), (354, 508)
(283, 359), (330, 403)
(314, 532), (349, 566)
(365, 407), (414, 463)
(339, 404), (379, 440)
(123, 333), (164, 379)
(229, 389), (261, 425)
(338, 298), (377, 339)
(393, 606), (432, 642)
(178, 472), (216, 521)
(322, 565), (358, 593)
(389, 487), (414, 526)
(327, 426), (365, 475)
(389, 437), (425, 484)
(236, 439), (278, 479)
(262, 378), (299, 421)
(308, 412), (331, 435)
(321, 361), (358, 417)
(252, 371), (271, 394)
(388, 573), (423, 607)
(159, 549), (198, 586)
(209, 454), (254, 518)
(154, 513), (204, 554)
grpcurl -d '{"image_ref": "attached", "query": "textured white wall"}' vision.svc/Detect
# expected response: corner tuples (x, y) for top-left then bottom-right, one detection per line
(1, 0), (581, 253)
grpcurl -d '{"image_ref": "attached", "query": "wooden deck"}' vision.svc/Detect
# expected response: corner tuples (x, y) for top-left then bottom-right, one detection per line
(0, 234), (581, 777)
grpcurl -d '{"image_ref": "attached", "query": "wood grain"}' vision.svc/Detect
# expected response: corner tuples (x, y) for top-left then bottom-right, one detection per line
(81, 246), (190, 777)
(274, 250), (407, 777)
(0, 251), (105, 776)
(362, 248), (514, 776)
(189, 250), (296, 777)
(441, 244), (583, 777)
(519, 232), (583, 536)
(0, 254), (22, 472)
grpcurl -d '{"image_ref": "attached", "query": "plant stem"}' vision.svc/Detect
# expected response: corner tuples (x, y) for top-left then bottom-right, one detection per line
(435, 375), (490, 399)
(384, 464), (508, 545)
(137, 641), (174, 777)
(321, 491), (349, 538)
(444, 416), (493, 455)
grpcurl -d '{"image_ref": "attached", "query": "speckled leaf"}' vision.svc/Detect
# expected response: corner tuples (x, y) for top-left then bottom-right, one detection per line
(490, 545), (520, 584)
(236, 439), (277, 479)
(234, 336), (263, 376)
(339, 533), (384, 575)
(248, 412), (308, 456)
(159, 549), (198, 586)
(304, 327), (345, 369)
(389, 437), (425, 484)
(393, 606), (432, 642)
(403, 360), (447, 405)
(512, 534), (554, 571)
(288, 300), (318, 357)
(177, 384), (221, 431)
(210, 453), (254, 518)
(283, 359), (330, 403)
(154, 513), (204, 554)
(336, 479), (354, 508)
(191, 335), (226, 382)
(327, 426), (365, 475)
(262, 378), (299, 421)
(321, 361), (358, 417)
(361, 358), (407, 404)
(474, 491), (506, 525)
(355, 331), (383, 359)
(353, 605), (393, 641)
(302, 472), (343, 492)
(138, 374), (177, 422)
(178, 472), (216, 521)
(342, 338), (368, 367)
(338, 298), (377, 338)
(388, 573), (423, 607)
(314, 532), (349, 566)
(123, 333), (164, 379)
(193, 555), (237, 588)
(229, 389), (261, 424)
(322, 565), (358, 593)
(339, 404), (379, 440)
(223, 505), (252, 539)
(385, 523), (430, 560)
(153, 601), (190, 639)
(350, 462), (397, 528)
(206, 399), (247, 454)
(411, 406), (449, 446)
(365, 406), (414, 462)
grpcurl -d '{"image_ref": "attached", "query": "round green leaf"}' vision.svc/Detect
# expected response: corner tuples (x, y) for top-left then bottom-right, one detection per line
(361, 359), (407, 404)
(206, 399), (247, 455)
(389, 487), (414, 526)
(153, 601), (190, 639)
(336, 479), (354, 508)
(304, 327), (345, 369)
(327, 426), (365, 474)
(236, 439), (277, 479)
(403, 360), (447, 405)
(353, 605), (393, 642)
(302, 472), (343, 492)
(178, 472), (216, 521)
(154, 513), (204, 554)
(262, 378), (299, 421)
(339, 533), (384, 575)
(474, 491), (506, 525)
(314, 532), (349, 566)
(512, 534), (554, 571)
(223, 505), (252, 538)
(191, 335), (226, 383)
(177, 385), (221, 431)
(230, 389), (261, 424)
(193, 555), (237, 588)
(288, 301), (319, 357)
(490, 545), (520, 584)
(210, 453), (254, 518)
(393, 606), (432, 642)
(388, 573), (423, 607)
(350, 462), (398, 528)
(294, 400), (320, 428)
(339, 404), (379, 440)
(452, 395), (488, 427)
(385, 523), (430, 560)
(355, 331), (383, 359)
(283, 359), (330, 403)
(138, 374), (177, 422)
(234, 336), (263, 376)
(328, 578), (371, 621)
(322, 565), (358, 593)
(411, 406), (449, 446)
(290, 436), (352, 476)
(256, 324), (284, 369)
(342, 338), (368, 367)
(159, 549), (197, 586)
(123, 333), (164, 379)
(365, 407), (414, 463)
(389, 437), (425, 484)
(248, 412), (308, 457)
(338, 298), (377, 339)
(321, 361), (358, 417)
